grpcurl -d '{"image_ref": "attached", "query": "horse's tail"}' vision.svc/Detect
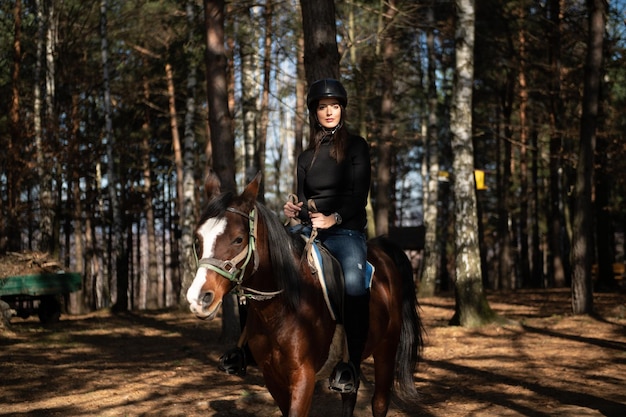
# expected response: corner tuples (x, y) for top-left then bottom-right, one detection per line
(370, 235), (424, 404)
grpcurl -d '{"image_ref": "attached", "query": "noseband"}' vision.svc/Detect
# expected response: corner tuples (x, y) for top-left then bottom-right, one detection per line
(194, 206), (283, 301)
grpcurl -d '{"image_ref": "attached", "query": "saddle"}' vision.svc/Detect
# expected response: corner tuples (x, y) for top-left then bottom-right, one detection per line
(287, 195), (374, 323)
(302, 235), (373, 314)
(300, 234), (344, 322)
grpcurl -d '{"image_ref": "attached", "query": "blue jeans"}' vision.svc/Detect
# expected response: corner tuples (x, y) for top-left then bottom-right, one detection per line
(291, 225), (368, 296)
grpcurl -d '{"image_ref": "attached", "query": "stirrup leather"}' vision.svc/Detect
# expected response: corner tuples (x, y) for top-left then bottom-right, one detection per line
(328, 361), (359, 394)
(218, 347), (247, 377)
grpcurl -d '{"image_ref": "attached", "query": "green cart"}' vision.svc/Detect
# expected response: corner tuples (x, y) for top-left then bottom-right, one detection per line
(0, 272), (82, 324)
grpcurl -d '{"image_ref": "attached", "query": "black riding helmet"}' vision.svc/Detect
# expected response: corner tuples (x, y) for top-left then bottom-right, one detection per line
(306, 79), (348, 112)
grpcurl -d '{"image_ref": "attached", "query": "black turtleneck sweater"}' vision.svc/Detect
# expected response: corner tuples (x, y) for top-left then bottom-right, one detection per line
(295, 133), (371, 231)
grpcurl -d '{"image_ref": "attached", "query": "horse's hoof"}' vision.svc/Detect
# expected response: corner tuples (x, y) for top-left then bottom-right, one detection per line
(328, 362), (359, 394)
(218, 347), (247, 377)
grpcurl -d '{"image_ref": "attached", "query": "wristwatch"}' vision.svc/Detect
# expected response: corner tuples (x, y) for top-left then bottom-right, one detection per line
(333, 212), (342, 225)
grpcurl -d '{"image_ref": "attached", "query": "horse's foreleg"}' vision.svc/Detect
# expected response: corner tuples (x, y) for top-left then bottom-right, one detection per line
(264, 376), (291, 416)
(265, 377), (314, 417)
(285, 367), (316, 417)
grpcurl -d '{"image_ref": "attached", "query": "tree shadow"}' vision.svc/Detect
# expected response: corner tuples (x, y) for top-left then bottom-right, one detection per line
(421, 358), (625, 416)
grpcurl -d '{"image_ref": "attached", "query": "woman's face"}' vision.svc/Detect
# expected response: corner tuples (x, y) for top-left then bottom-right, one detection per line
(316, 98), (342, 129)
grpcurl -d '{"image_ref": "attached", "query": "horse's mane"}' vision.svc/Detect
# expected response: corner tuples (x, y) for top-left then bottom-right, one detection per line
(200, 192), (301, 310)
(255, 203), (301, 310)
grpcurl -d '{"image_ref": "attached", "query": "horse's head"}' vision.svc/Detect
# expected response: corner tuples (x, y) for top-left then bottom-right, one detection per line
(186, 170), (261, 320)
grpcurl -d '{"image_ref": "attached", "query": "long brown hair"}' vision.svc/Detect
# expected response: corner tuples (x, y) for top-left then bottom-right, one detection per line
(307, 106), (349, 163)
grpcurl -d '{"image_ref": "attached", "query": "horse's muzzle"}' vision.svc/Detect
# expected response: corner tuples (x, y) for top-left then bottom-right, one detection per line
(188, 291), (221, 320)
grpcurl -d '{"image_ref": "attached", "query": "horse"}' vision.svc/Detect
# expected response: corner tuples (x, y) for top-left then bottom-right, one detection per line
(186, 172), (424, 417)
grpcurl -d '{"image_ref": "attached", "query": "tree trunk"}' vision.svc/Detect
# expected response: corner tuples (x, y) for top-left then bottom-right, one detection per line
(420, 4), (441, 297)
(204, 0), (238, 342)
(32, 0), (44, 252)
(94, 163), (108, 309)
(595, 137), (616, 290)
(238, 1), (261, 184)
(530, 128), (543, 287)
(293, 28), (305, 191)
(450, 0), (496, 327)
(256, 0), (273, 202)
(204, 0), (236, 192)
(299, 0), (340, 83)
(497, 56), (515, 290)
(33, 0), (53, 254)
(38, 0), (57, 255)
(69, 91), (86, 314)
(571, 0), (605, 314)
(101, 0), (127, 312)
(374, 1), (398, 236)
(179, 0), (200, 308)
(517, 5), (530, 287)
(5, 0), (23, 253)
(143, 74), (159, 309)
(547, 0), (567, 288)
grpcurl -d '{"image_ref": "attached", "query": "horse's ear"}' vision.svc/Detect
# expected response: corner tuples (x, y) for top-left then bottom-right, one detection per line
(241, 172), (262, 203)
(204, 170), (222, 201)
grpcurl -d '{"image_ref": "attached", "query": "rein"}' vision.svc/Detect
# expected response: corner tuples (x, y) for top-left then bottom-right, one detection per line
(285, 194), (318, 267)
(194, 206), (283, 301)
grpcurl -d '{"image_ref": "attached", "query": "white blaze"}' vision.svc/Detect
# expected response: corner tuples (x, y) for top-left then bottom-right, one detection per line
(186, 217), (227, 306)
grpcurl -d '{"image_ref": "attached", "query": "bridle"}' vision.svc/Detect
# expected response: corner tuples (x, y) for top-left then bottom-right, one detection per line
(194, 206), (283, 301)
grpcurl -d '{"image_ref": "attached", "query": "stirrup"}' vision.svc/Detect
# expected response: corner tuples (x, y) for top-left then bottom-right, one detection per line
(218, 347), (247, 377)
(328, 361), (359, 394)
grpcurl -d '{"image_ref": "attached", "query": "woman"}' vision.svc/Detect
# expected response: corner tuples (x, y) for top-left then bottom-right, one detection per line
(284, 78), (371, 394)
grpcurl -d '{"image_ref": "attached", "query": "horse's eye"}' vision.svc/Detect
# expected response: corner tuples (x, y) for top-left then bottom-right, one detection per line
(233, 237), (244, 245)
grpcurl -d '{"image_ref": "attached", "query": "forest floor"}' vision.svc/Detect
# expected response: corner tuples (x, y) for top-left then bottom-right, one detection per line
(1, 288), (625, 417)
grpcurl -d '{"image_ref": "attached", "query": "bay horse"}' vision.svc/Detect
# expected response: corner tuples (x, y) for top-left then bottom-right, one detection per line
(186, 172), (424, 417)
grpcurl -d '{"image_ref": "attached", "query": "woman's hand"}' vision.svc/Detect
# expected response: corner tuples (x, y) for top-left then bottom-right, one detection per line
(310, 212), (336, 229)
(283, 200), (303, 219)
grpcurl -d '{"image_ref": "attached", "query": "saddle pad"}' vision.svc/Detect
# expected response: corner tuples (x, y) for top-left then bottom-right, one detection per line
(307, 238), (375, 321)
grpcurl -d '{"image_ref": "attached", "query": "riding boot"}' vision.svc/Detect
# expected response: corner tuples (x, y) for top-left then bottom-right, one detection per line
(329, 293), (370, 393)
(218, 303), (255, 377)
(218, 345), (248, 376)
